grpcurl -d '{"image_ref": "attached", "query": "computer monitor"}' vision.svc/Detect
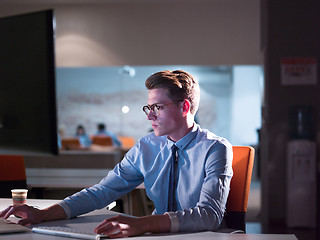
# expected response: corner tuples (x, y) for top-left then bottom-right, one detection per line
(0, 10), (58, 155)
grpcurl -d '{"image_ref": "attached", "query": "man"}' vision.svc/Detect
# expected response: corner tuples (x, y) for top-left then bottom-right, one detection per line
(0, 70), (233, 238)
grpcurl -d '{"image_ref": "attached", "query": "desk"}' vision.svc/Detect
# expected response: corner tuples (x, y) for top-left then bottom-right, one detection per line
(24, 149), (142, 189)
(25, 168), (145, 216)
(24, 149), (136, 214)
(0, 198), (298, 240)
(24, 148), (145, 216)
(26, 168), (111, 189)
(24, 149), (123, 170)
(25, 168), (139, 215)
(24, 149), (122, 188)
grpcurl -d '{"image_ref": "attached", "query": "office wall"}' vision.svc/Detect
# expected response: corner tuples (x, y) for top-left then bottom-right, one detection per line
(261, 0), (320, 225)
(0, 0), (260, 66)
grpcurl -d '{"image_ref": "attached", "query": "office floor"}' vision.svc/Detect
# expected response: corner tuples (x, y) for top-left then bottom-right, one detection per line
(246, 181), (319, 240)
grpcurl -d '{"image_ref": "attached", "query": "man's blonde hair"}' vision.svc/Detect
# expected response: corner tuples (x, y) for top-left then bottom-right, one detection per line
(145, 70), (200, 115)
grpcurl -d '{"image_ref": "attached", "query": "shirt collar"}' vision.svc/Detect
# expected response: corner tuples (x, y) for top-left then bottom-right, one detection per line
(166, 123), (198, 150)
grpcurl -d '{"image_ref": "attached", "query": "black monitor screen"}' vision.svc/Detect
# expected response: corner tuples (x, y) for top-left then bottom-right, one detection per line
(0, 10), (58, 155)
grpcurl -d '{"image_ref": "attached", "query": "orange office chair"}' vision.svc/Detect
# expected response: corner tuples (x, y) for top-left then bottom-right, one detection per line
(91, 136), (113, 146)
(0, 155), (27, 198)
(222, 146), (255, 233)
(118, 136), (135, 149)
(61, 138), (81, 150)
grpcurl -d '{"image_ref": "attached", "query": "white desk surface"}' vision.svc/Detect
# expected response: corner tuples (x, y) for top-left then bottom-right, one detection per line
(0, 198), (298, 240)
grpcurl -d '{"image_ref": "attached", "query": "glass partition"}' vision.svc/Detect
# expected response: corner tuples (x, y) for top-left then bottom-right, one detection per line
(56, 65), (263, 147)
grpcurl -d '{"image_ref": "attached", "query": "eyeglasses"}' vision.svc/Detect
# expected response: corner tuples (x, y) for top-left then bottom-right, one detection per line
(142, 101), (182, 116)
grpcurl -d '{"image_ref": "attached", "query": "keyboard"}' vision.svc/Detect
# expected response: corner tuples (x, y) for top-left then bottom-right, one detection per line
(32, 226), (109, 239)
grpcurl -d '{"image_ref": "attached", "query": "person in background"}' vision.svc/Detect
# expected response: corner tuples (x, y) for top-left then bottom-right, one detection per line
(0, 70), (233, 238)
(57, 134), (62, 149)
(75, 125), (92, 148)
(57, 125), (66, 149)
(95, 123), (122, 147)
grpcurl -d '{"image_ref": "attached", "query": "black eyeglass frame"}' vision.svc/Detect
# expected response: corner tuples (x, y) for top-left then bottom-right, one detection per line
(142, 100), (184, 116)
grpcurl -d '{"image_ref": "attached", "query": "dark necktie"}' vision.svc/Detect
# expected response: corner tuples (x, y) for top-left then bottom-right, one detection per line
(168, 145), (178, 212)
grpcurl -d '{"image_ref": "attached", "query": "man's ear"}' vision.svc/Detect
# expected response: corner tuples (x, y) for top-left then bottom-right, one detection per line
(182, 99), (191, 117)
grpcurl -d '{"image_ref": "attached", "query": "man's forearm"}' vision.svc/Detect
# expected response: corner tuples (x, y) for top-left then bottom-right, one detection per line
(41, 204), (67, 222)
(141, 214), (171, 233)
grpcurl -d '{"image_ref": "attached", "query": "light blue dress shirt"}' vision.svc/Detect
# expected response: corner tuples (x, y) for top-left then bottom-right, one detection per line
(75, 134), (92, 148)
(59, 123), (233, 232)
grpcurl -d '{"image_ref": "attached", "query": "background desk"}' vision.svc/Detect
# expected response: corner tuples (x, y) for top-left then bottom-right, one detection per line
(24, 149), (121, 190)
(0, 198), (298, 240)
(24, 148), (141, 189)
(24, 149), (123, 169)
(24, 149), (146, 216)
(25, 168), (143, 216)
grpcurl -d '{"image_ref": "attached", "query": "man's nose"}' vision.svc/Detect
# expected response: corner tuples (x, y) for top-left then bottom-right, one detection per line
(147, 111), (156, 120)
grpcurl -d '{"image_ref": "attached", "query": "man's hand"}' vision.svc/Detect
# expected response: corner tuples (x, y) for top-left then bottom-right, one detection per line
(94, 214), (171, 238)
(0, 204), (67, 226)
(0, 204), (43, 226)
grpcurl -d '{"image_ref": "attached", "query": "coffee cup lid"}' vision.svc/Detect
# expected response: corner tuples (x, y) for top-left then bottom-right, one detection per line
(11, 189), (28, 193)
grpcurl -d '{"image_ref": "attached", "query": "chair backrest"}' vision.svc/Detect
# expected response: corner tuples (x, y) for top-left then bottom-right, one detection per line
(0, 155), (27, 198)
(61, 138), (81, 150)
(118, 136), (135, 148)
(91, 136), (113, 146)
(224, 146), (255, 232)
